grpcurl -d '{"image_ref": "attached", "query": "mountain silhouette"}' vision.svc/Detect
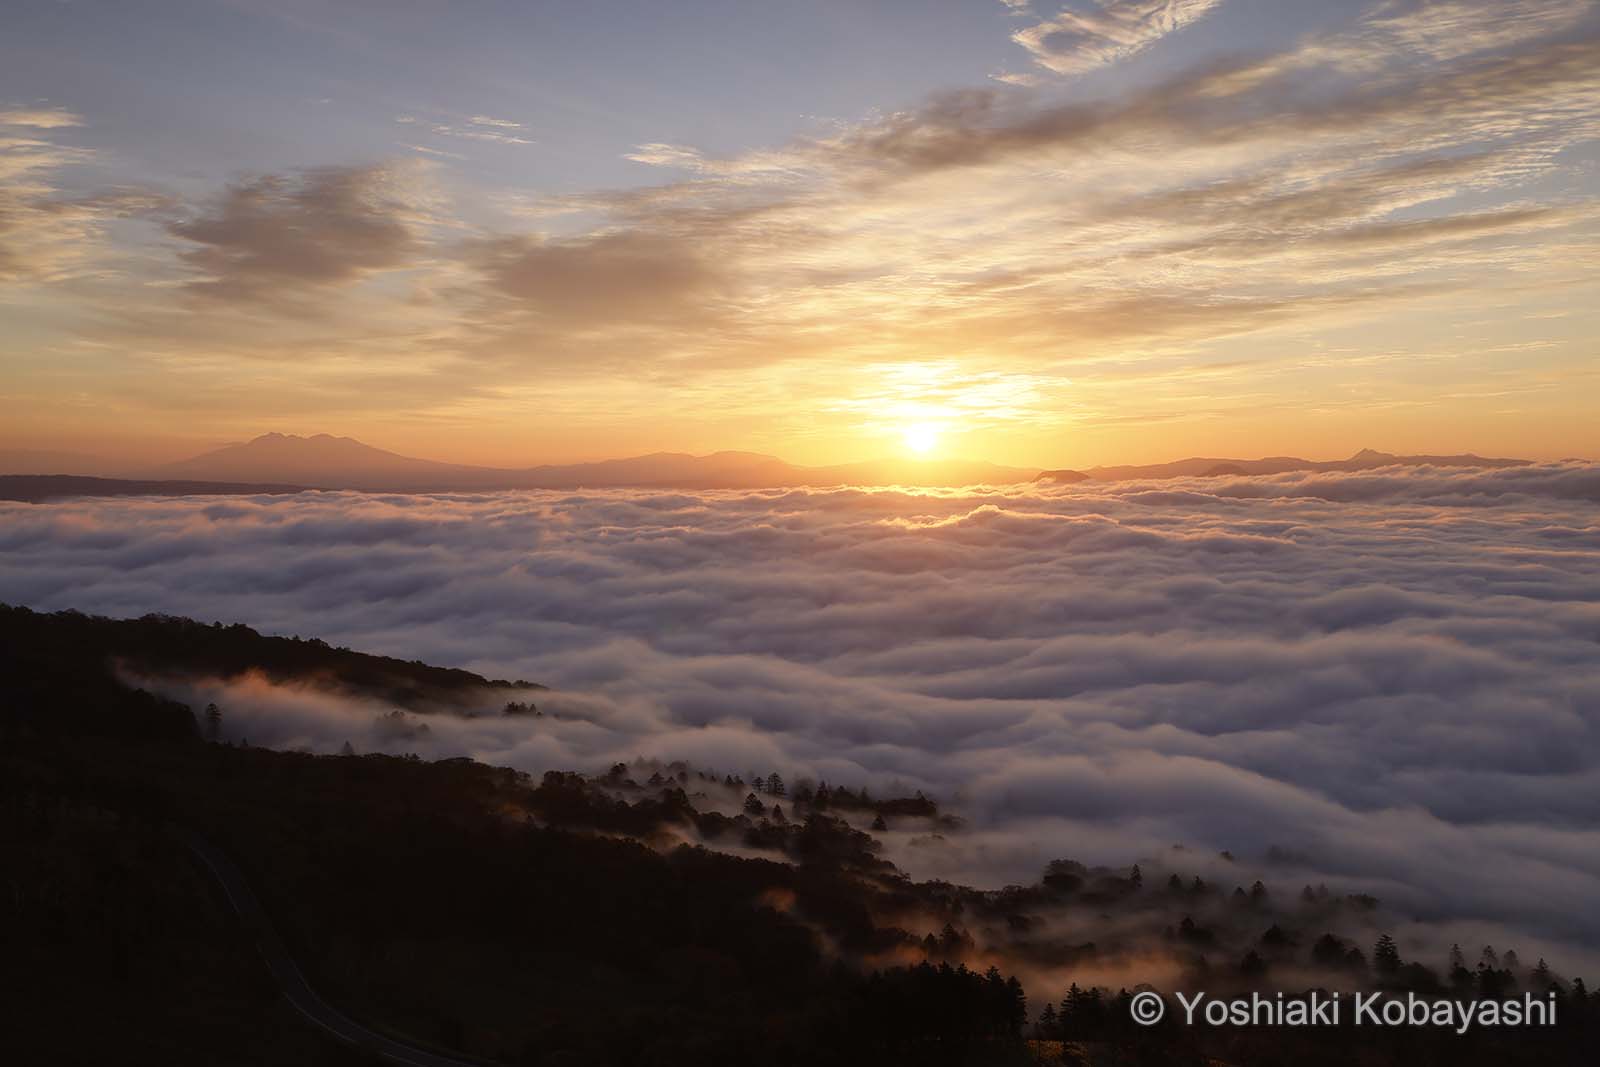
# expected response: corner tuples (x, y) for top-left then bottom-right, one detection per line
(145, 432), (478, 487)
(1037, 448), (1529, 483)
(10, 434), (1533, 494)
(139, 433), (1038, 490)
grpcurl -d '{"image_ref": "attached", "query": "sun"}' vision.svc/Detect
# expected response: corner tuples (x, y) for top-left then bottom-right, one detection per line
(902, 423), (939, 456)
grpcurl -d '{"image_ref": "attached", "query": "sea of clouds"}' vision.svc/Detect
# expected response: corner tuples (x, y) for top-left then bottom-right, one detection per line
(3, 461), (1598, 967)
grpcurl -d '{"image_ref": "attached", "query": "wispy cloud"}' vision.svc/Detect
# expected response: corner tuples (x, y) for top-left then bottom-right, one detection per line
(429, 114), (533, 145)
(417, 10), (1600, 429)
(393, 112), (534, 146)
(0, 109), (166, 284)
(1364, 0), (1595, 61)
(0, 107), (84, 129)
(7, 3), (1599, 456)
(1012, 0), (1225, 76)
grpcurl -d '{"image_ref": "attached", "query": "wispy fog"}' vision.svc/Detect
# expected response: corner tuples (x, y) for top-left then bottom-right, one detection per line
(4, 462), (1598, 966)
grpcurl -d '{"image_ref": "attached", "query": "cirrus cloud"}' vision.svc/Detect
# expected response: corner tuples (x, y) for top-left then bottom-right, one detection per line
(1012, 0), (1225, 76)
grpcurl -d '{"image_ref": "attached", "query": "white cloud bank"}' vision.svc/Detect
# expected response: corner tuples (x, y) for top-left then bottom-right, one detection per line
(2, 462), (1598, 965)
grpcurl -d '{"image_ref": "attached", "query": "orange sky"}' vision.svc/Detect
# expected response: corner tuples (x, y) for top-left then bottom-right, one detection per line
(2, 1), (1598, 469)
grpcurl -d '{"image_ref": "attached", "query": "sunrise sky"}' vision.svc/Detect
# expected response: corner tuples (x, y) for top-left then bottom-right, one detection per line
(3, 0), (1598, 468)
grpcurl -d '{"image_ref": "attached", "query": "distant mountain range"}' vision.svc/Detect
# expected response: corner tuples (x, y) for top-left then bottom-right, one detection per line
(0, 475), (309, 504)
(0, 434), (1536, 499)
(137, 433), (1038, 491)
(1035, 447), (1530, 483)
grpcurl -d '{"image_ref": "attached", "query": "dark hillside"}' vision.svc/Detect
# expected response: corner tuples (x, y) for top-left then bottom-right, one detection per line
(0, 604), (538, 723)
(3, 606), (1595, 1066)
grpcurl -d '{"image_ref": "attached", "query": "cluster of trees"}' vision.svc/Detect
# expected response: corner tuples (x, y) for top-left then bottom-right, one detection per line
(851, 963), (1026, 1062)
(596, 758), (951, 839)
(1133, 916), (1600, 1034)
(1035, 984), (1143, 1042)
(1152, 867), (1376, 914)
(706, 770), (943, 823)
(1164, 915), (1590, 1001)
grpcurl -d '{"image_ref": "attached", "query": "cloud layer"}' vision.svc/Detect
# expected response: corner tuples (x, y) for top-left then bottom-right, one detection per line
(3, 463), (1598, 966)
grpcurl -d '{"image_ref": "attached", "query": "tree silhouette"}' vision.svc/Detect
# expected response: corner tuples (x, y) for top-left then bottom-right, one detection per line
(1449, 943), (1474, 990)
(1374, 934), (1402, 976)
(203, 702), (222, 741)
(1312, 933), (1347, 967)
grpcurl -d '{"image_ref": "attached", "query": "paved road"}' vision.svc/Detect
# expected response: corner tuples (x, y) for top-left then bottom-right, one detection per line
(185, 833), (494, 1067)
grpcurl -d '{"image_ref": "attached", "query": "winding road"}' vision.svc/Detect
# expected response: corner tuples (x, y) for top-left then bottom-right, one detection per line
(185, 833), (494, 1067)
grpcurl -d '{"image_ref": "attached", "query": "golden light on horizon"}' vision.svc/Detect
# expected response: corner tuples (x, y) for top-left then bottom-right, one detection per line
(902, 423), (939, 456)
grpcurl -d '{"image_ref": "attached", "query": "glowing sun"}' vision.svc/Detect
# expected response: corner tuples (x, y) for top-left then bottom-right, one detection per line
(902, 423), (939, 455)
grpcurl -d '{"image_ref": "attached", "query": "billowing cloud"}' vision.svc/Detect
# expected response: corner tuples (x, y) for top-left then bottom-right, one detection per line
(1012, 0), (1225, 76)
(166, 163), (430, 304)
(3, 461), (1598, 969)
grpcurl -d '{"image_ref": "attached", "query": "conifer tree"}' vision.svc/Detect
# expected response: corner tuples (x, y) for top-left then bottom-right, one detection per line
(1374, 934), (1402, 976)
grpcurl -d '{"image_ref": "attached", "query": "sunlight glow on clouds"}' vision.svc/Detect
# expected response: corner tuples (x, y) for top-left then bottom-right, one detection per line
(1, 1), (1597, 464)
(3, 462), (1598, 961)
(1011, 0), (1224, 76)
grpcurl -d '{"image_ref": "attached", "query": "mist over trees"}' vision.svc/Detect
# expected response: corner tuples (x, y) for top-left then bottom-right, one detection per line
(6, 604), (1599, 1065)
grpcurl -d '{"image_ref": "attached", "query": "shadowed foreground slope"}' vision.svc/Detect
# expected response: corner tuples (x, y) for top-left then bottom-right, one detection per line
(4, 605), (1597, 1066)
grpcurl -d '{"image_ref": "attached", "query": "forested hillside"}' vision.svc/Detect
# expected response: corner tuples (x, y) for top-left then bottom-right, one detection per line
(4, 606), (1597, 1065)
